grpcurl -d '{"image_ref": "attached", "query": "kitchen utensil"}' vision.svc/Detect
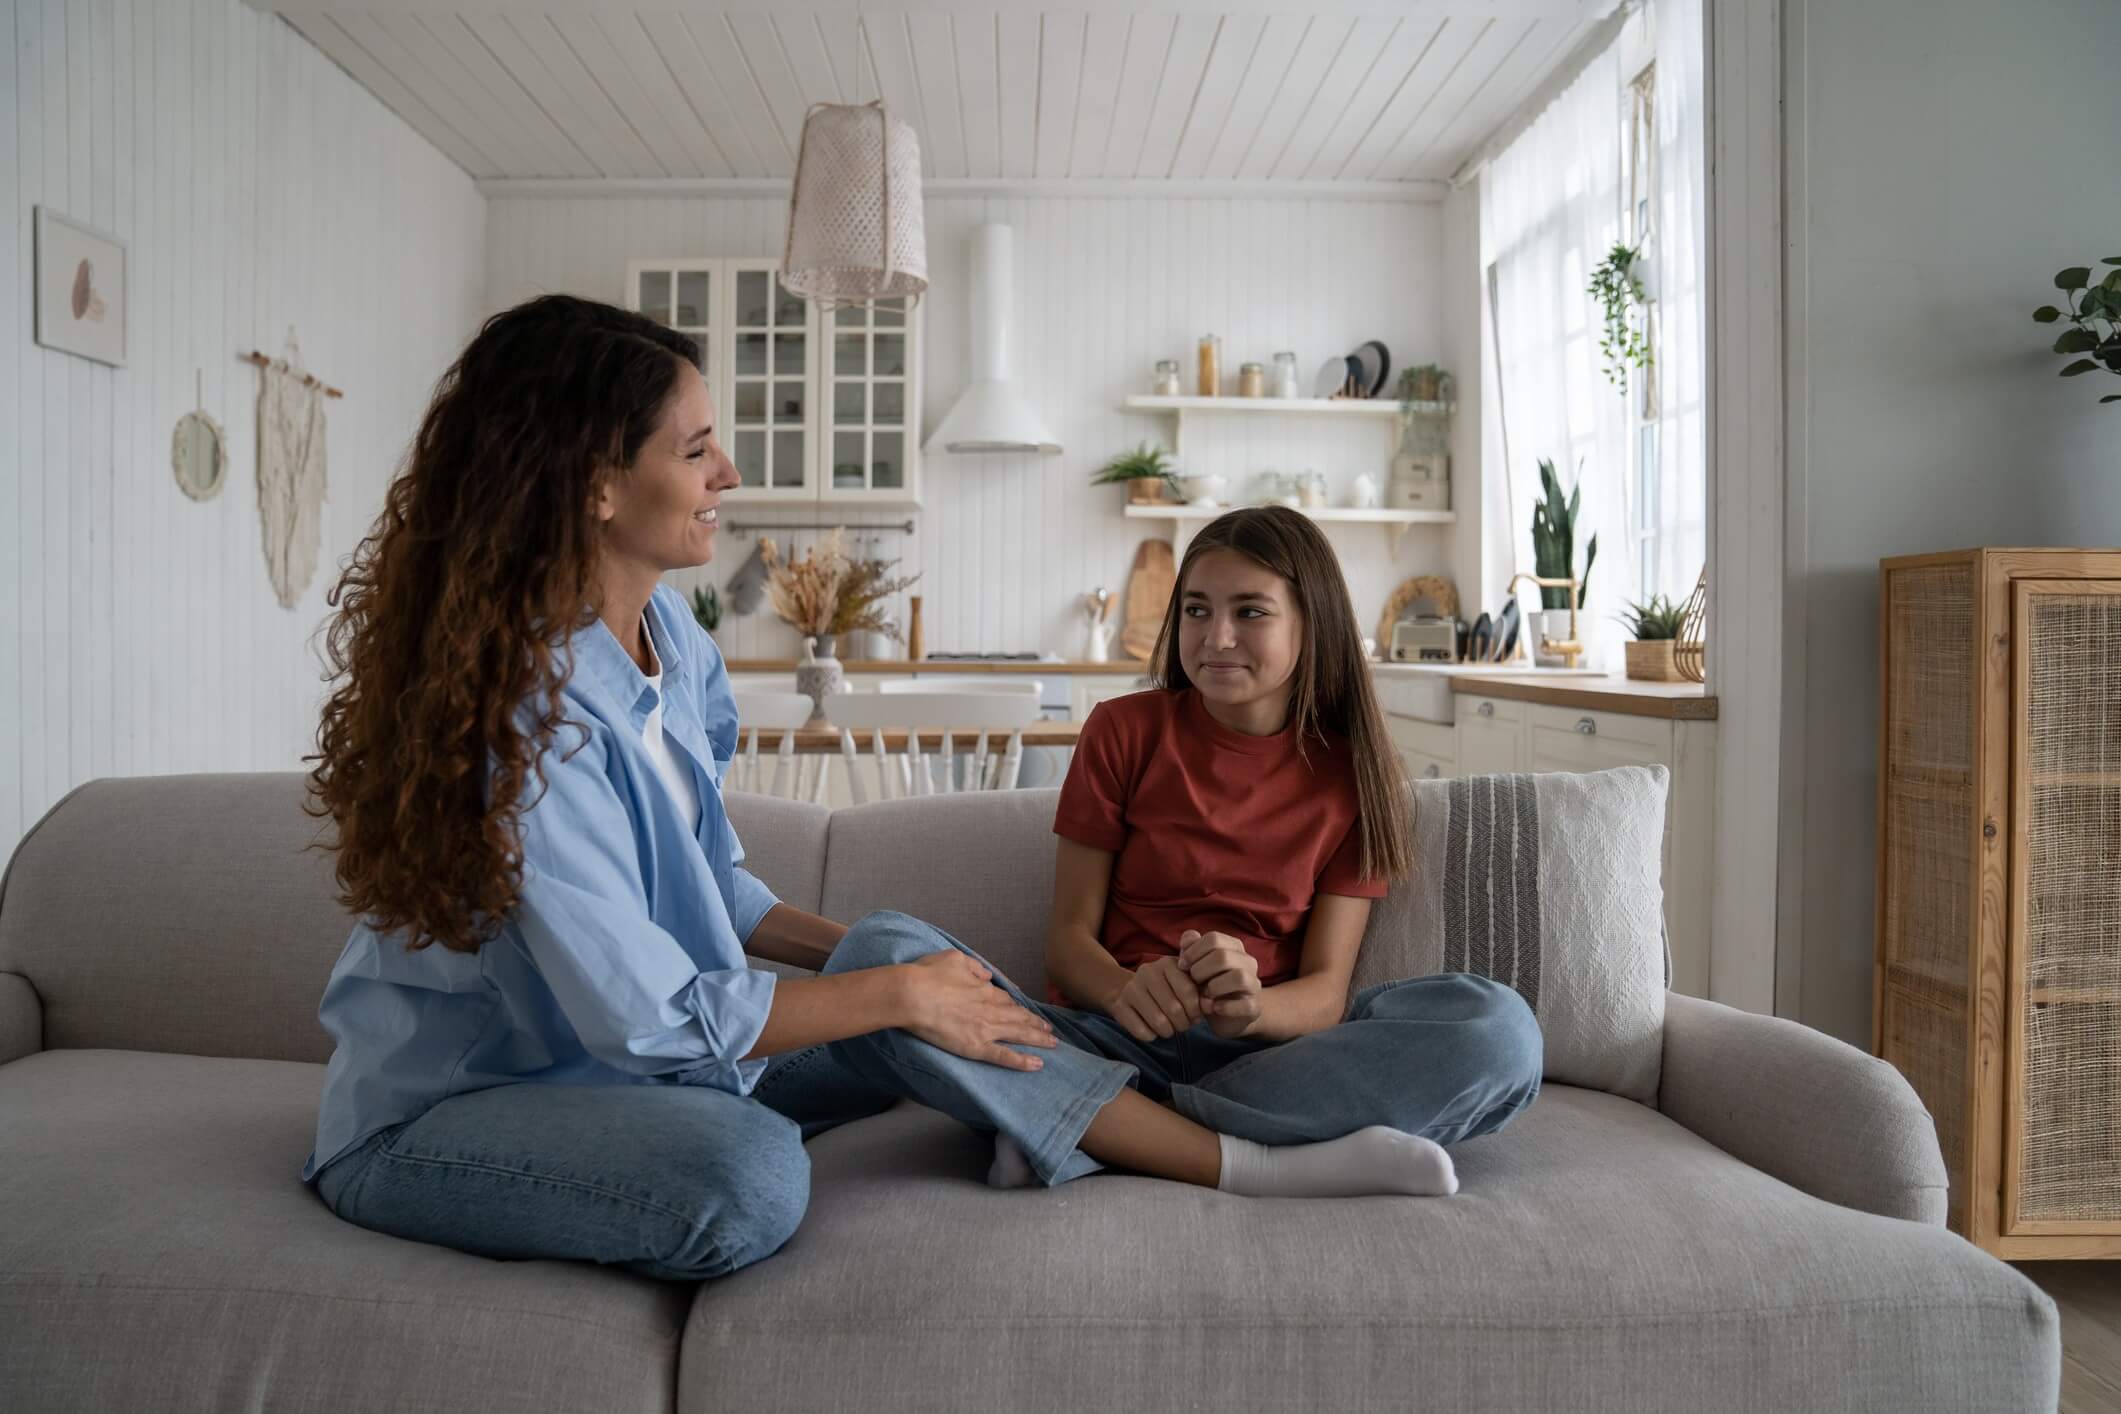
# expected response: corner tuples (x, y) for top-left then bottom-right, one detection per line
(906, 595), (924, 661)
(1468, 611), (1493, 663)
(1120, 540), (1176, 661)
(1493, 598), (1521, 662)
(1354, 340), (1392, 399)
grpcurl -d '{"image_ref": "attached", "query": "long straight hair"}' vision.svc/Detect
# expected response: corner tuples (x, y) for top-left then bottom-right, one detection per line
(1151, 507), (1414, 883)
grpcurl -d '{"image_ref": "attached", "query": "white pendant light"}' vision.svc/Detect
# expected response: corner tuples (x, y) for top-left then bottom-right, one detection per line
(781, 99), (927, 309)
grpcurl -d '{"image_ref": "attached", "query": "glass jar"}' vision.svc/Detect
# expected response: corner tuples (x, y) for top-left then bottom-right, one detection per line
(1272, 351), (1300, 399)
(1152, 359), (1182, 396)
(1297, 470), (1328, 508)
(1197, 334), (1222, 397)
(1238, 362), (1266, 398)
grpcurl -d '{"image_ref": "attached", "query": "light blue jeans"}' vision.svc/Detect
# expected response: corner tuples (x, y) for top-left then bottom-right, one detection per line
(311, 1040), (898, 1282)
(313, 911), (1542, 1277)
(824, 911), (1545, 1186)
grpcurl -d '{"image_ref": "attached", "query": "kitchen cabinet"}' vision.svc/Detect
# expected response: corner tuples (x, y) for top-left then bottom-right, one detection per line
(627, 257), (921, 508)
(1454, 694), (1526, 776)
(1385, 714), (1455, 782)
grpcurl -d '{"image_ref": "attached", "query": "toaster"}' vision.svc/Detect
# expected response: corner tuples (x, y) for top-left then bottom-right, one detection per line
(1389, 618), (1460, 663)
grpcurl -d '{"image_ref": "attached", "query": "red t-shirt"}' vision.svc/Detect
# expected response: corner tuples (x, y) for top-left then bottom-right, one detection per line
(1051, 688), (1386, 1001)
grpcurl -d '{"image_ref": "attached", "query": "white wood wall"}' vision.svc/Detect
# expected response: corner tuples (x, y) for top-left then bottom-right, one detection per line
(2, 0), (486, 870)
(485, 192), (1455, 662)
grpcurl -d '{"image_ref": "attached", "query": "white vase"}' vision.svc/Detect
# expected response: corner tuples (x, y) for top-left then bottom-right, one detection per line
(795, 635), (844, 723)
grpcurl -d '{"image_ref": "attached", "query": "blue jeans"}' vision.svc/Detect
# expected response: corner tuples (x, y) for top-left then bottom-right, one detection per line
(825, 911), (1545, 1187)
(312, 1048), (897, 1282)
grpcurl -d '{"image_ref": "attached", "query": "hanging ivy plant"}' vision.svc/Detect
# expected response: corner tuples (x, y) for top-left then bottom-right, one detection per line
(1588, 243), (1652, 389)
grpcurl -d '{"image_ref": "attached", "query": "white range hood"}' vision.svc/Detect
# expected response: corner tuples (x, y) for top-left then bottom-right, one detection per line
(923, 223), (1060, 456)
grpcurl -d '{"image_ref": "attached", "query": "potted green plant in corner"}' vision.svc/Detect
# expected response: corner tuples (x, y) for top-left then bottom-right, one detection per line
(1528, 458), (1597, 665)
(1619, 593), (1690, 681)
(1092, 442), (1178, 504)
(2032, 258), (2121, 405)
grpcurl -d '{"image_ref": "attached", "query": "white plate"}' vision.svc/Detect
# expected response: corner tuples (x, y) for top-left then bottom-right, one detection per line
(1314, 355), (1354, 399)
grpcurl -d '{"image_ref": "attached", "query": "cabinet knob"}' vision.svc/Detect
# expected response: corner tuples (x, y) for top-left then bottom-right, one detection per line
(1574, 716), (1597, 735)
(1422, 763), (1441, 779)
(1476, 701), (1495, 718)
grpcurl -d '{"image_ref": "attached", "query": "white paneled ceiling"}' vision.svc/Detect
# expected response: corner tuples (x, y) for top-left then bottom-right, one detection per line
(249, 2), (1617, 190)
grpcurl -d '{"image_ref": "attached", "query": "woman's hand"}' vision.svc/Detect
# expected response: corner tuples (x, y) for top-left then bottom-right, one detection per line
(1105, 955), (1203, 1042)
(899, 950), (1058, 1071)
(1181, 930), (1262, 1039)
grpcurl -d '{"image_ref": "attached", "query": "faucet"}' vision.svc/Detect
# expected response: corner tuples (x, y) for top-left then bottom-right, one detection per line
(1506, 573), (1583, 668)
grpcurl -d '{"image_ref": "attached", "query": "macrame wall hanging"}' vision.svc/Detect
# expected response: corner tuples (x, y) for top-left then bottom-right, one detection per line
(242, 332), (340, 610)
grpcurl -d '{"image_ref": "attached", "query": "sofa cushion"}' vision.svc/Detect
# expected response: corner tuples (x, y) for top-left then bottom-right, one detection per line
(679, 1090), (2057, 1414)
(818, 789), (1062, 991)
(0, 775), (350, 1063)
(0, 1050), (690, 1413)
(1354, 766), (1670, 1102)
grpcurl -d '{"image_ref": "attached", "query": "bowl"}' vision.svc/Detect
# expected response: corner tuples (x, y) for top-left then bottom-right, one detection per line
(1175, 472), (1227, 506)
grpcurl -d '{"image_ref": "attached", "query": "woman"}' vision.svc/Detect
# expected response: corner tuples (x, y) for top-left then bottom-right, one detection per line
(302, 294), (1058, 1282)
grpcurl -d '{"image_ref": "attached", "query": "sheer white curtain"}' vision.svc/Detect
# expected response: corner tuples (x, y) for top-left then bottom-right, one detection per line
(1481, 43), (1633, 667)
(1646, 0), (1708, 606)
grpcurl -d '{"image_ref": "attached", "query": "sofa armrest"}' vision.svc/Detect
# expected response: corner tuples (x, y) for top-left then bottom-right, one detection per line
(1658, 991), (1947, 1224)
(0, 972), (42, 1067)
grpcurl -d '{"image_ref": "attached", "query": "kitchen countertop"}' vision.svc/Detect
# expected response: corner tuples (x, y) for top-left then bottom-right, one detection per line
(1449, 670), (1718, 720)
(726, 659), (1150, 676)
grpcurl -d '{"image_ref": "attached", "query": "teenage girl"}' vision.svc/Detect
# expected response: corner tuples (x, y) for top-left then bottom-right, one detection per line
(824, 507), (1542, 1195)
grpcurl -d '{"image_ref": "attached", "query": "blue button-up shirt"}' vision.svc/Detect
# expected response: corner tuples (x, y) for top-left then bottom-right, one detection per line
(303, 584), (780, 1181)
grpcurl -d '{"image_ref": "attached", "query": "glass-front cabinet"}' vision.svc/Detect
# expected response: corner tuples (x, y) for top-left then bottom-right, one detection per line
(626, 257), (921, 507)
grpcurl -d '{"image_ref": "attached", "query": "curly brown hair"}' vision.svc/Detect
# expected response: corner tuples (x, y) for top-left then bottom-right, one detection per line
(1149, 506), (1414, 883)
(306, 294), (700, 953)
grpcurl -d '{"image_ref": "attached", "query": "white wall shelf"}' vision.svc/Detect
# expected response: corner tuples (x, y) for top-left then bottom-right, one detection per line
(1123, 502), (1455, 556)
(1119, 394), (1454, 458)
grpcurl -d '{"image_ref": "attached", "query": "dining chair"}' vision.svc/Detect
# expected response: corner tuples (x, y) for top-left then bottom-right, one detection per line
(726, 691), (827, 802)
(820, 691), (1043, 803)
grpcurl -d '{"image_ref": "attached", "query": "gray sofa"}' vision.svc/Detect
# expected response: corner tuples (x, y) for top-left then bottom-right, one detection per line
(0, 773), (2058, 1413)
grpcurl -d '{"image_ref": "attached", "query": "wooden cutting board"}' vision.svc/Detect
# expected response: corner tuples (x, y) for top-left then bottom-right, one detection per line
(1119, 539), (1175, 661)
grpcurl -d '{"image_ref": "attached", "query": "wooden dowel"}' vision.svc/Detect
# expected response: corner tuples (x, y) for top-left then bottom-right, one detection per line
(239, 350), (344, 399)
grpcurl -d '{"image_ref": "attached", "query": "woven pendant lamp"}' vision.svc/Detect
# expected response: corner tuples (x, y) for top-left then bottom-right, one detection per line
(781, 100), (927, 308)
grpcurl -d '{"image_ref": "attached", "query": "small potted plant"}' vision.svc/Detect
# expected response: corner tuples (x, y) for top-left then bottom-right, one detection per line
(1092, 442), (1178, 504)
(1619, 593), (1691, 681)
(690, 584), (721, 636)
(2032, 259), (2121, 406)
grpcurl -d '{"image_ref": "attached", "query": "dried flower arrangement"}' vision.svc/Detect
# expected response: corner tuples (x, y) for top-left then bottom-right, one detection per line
(759, 528), (921, 644)
(831, 552), (921, 640)
(759, 531), (848, 638)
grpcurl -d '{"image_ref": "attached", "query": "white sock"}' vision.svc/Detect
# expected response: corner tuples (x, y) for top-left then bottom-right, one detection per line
(1216, 1126), (1459, 1198)
(988, 1133), (1038, 1189)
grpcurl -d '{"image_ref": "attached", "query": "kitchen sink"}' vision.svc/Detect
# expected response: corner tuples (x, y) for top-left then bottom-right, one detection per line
(1370, 661), (1605, 724)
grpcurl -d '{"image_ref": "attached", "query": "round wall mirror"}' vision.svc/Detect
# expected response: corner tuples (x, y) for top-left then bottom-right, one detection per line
(172, 409), (227, 501)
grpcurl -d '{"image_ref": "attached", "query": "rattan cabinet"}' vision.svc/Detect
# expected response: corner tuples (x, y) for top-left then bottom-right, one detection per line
(1877, 548), (2121, 1258)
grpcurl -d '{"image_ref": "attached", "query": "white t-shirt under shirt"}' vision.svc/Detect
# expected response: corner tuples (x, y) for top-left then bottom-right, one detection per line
(638, 613), (702, 831)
